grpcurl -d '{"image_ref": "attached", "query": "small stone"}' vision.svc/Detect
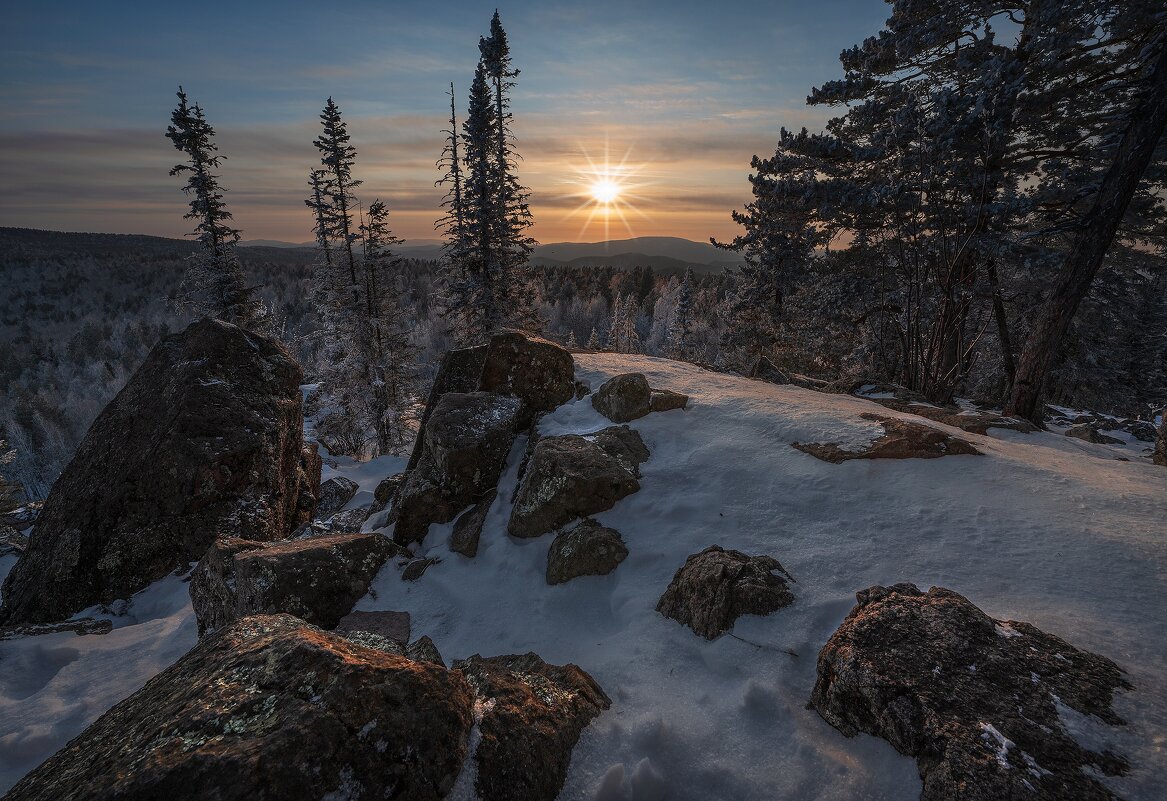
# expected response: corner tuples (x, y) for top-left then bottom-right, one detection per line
(402, 556), (439, 581)
(451, 492), (495, 558)
(648, 388), (688, 413)
(1065, 423), (1124, 445)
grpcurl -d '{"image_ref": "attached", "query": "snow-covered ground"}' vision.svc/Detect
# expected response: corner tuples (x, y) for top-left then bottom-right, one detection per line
(1, 353), (1164, 799)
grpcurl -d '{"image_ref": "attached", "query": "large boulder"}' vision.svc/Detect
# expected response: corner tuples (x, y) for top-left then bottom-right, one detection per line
(508, 427), (648, 539)
(455, 652), (612, 801)
(315, 476), (358, 519)
(392, 392), (522, 545)
(656, 545), (795, 639)
(190, 533), (397, 635)
(793, 413), (981, 463)
(592, 373), (652, 422)
(3, 614), (474, 801)
(406, 344), (489, 470)
(1065, 422), (1124, 446)
(0, 319), (319, 625)
(546, 519), (628, 585)
(811, 584), (1131, 801)
(479, 331), (577, 427)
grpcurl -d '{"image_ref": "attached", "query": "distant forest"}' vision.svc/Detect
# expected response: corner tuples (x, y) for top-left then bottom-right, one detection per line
(1, 225), (1163, 500)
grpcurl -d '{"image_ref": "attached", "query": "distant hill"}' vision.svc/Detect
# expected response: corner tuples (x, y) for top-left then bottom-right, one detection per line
(7, 229), (743, 274)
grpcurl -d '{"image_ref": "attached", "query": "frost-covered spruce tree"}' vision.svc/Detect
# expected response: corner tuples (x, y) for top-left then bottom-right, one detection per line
(587, 326), (600, 350)
(479, 10), (539, 331)
(666, 268), (696, 360)
(309, 98), (416, 457)
(165, 87), (264, 329)
(435, 82), (477, 342)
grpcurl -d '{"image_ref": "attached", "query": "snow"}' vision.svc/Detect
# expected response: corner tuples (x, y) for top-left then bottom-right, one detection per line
(0, 572), (197, 793)
(357, 353), (1166, 801)
(1, 352), (1163, 799)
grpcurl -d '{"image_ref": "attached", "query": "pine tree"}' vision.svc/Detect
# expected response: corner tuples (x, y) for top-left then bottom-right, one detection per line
(606, 294), (623, 351)
(165, 87), (264, 329)
(587, 326), (600, 350)
(564, 330), (578, 350)
(666, 268), (696, 360)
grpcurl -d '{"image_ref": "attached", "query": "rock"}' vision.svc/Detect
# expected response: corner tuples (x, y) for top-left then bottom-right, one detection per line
(1, 501), (42, 531)
(793, 413), (982, 463)
(649, 388), (688, 413)
(407, 344), (489, 470)
(406, 635), (445, 666)
(574, 380), (592, 399)
(592, 373), (652, 422)
(0, 523), (28, 556)
(1065, 423), (1124, 445)
(0, 319), (319, 626)
(340, 629), (445, 667)
(810, 583), (1131, 801)
(546, 519), (628, 585)
(3, 614), (474, 801)
(0, 617), (113, 640)
(315, 476), (358, 519)
(327, 505), (371, 533)
(1156, 414), (1167, 466)
(402, 556), (439, 581)
(509, 429), (646, 539)
(451, 491), (496, 557)
(478, 331), (576, 427)
(392, 392), (522, 545)
(656, 545), (795, 639)
(584, 425), (651, 477)
(373, 472), (406, 507)
(189, 532), (397, 636)
(1123, 419), (1156, 442)
(454, 652), (611, 801)
(335, 609), (410, 643)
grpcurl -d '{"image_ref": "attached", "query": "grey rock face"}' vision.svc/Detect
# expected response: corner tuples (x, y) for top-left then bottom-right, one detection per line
(811, 583), (1131, 801)
(656, 545), (795, 639)
(0, 319), (320, 625)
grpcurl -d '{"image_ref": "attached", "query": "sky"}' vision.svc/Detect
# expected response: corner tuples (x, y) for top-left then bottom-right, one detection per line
(0, 0), (891, 245)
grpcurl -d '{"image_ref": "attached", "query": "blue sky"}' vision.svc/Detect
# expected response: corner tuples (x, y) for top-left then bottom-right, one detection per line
(1, 0), (890, 243)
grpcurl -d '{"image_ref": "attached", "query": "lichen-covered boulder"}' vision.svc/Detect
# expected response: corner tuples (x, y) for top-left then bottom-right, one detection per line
(315, 476), (358, 519)
(392, 392), (522, 545)
(546, 519), (628, 585)
(3, 614), (474, 801)
(479, 331), (576, 427)
(592, 373), (652, 422)
(811, 583), (1131, 801)
(508, 427), (648, 539)
(190, 533), (398, 636)
(406, 345), (489, 470)
(0, 319), (320, 626)
(455, 652), (611, 801)
(656, 545), (795, 639)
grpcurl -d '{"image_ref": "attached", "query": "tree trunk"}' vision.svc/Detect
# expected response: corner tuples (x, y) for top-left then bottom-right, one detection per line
(985, 259), (1016, 394)
(1005, 41), (1167, 423)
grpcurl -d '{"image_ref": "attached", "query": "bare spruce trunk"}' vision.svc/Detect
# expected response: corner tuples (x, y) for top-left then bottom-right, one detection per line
(1006, 43), (1167, 423)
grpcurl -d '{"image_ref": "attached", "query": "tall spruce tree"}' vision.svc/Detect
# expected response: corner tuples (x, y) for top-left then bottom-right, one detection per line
(165, 87), (264, 329)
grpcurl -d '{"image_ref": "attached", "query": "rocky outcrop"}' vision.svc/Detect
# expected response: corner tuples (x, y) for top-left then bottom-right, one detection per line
(392, 392), (522, 545)
(1065, 422), (1125, 445)
(3, 614), (474, 801)
(656, 545), (795, 639)
(190, 533), (397, 635)
(794, 413), (982, 463)
(0, 523), (27, 556)
(371, 472), (406, 512)
(450, 491), (496, 557)
(315, 476), (358, 519)
(0, 617), (112, 640)
(336, 609), (410, 642)
(546, 519), (628, 585)
(509, 426), (648, 539)
(455, 652), (612, 801)
(0, 319), (319, 626)
(811, 584), (1131, 801)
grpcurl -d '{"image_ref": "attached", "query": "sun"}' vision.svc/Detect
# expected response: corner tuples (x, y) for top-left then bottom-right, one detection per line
(559, 140), (652, 239)
(591, 178), (621, 204)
